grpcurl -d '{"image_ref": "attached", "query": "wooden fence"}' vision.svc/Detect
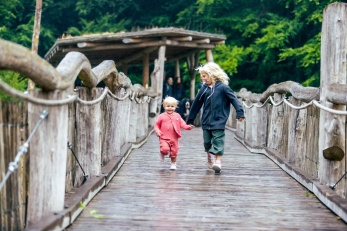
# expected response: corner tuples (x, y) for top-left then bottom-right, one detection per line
(227, 2), (347, 223)
(0, 101), (27, 231)
(0, 42), (160, 229)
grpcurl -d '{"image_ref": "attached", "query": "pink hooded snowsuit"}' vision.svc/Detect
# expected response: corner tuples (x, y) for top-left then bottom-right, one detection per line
(154, 112), (192, 158)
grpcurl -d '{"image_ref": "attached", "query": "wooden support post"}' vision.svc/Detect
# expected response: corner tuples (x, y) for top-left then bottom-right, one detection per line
(319, 3), (347, 193)
(206, 49), (214, 62)
(174, 59), (180, 78)
(157, 45), (166, 109)
(27, 89), (68, 225)
(149, 59), (160, 125)
(142, 53), (149, 88)
(187, 51), (200, 99)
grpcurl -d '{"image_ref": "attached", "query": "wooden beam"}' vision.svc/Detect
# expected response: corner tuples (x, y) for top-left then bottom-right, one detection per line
(77, 42), (110, 48)
(193, 38), (210, 44)
(62, 40), (215, 53)
(167, 41), (215, 49)
(122, 38), (154, 44)
(171, 36), (192, 41)
(115, 46), (158, 66)
(63, 41), (165, 52)
(211, 40), (225, 45)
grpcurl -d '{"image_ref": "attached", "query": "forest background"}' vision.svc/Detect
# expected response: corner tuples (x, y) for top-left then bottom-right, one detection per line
(0, 0), (342, 100)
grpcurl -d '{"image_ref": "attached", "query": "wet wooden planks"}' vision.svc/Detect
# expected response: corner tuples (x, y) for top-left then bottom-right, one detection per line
(66, 129), (347, 230)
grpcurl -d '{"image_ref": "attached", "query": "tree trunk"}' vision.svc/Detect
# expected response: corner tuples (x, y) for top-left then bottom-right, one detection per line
(28, 0), (42, 90)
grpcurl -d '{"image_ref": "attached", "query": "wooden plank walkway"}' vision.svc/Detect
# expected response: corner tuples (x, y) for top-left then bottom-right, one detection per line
(66, 129), (347, 230)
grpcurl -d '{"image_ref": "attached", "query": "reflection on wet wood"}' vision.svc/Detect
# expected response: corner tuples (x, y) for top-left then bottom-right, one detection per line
(67, 129), (347, 230)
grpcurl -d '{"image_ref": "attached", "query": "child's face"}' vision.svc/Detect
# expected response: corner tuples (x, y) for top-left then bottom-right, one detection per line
(164, 102), (177, 114)
(200, 71), (214, 86)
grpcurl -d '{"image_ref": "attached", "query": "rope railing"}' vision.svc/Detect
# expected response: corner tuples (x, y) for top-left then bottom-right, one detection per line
(0, 110), (48, 191)
(75, 87), (109, 105)
(107, 90), (131, 101)
(0, 79), (155, 106)
(242, 95), (347, 115)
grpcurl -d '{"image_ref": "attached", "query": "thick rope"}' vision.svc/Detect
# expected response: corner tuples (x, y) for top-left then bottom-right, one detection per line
(107, 90), (131, 101)
(243, 95), (347, 115)
(76, 87), (109, 105)
(0, 79), (77, 105)
(0, 79), (155, 106)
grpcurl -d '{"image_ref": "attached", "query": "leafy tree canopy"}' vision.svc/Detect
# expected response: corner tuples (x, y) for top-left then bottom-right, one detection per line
(0, 0), (339, 96)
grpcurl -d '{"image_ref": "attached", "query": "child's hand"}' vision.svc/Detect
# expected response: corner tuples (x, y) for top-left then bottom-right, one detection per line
(188, 125), (195, 130)
(237, 117), (245, 122)
(155, 130), (162, 137)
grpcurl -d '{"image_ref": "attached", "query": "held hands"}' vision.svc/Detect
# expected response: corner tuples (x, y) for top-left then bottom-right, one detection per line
(155, 130), (162, 137)
(237, 117), (246, 122)
(188, 125), (195, 130)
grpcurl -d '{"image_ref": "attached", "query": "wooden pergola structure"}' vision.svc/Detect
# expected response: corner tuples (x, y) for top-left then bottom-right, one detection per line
(44, 27), (226, 99)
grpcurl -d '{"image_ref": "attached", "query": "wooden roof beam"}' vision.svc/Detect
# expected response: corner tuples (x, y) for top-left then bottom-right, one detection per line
(170, 36), (192, 41)
(62, 40), (216, 53)
(77, 42), (111, 48)
(122, 38), (154, 44)
(193, 38), (210, 44)
(210, 40), (225, 45)
(115, 46), (158, 66)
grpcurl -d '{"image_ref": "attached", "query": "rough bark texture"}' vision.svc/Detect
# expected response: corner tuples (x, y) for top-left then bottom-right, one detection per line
(0, 102), (27, 231)
(237, 81), (319, 104)
(267, 93), (285, 154)
(319, 2), (347, 197)
(27, 89), (68, 225)
(75, 87), (103, 186)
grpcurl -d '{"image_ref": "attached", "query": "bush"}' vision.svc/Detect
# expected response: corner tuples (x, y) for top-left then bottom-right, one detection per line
(0, 70), (28, 101)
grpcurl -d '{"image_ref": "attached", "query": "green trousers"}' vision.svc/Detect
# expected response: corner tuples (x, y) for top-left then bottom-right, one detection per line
(203, 129), (225, 155)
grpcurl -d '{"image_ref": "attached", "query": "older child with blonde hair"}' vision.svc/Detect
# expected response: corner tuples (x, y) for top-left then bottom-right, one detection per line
(155, 96), (194, 170)
(187, 62), (245, 174)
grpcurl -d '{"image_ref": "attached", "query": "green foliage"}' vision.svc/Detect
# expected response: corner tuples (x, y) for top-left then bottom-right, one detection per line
(79, 202), (104, 219)
(0, 71), (28, 101)
(0, 0), (339, 94)
(213, 45), (246, 76)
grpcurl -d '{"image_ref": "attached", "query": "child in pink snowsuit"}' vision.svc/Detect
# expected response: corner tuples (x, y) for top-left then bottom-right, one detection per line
(154, 96), (194, 170)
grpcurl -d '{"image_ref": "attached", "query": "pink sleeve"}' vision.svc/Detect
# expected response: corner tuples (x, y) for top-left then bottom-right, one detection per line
(179, 116), (192, 130)
(154, 115), (162, 133)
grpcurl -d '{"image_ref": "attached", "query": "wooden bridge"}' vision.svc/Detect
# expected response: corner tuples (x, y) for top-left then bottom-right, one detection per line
(0, 2), (347, 231)
(65, 129), (347, 230)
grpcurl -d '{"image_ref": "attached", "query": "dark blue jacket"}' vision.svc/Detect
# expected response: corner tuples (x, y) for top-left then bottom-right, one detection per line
(187, 81), (245, 130)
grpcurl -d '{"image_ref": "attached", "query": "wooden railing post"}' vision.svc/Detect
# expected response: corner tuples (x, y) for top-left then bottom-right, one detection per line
(129, 99), (138, 142)
(103, 93), (120, 164)
(27, 89), (68, 225)
(244, 105), (267, 151)
(319, 2), (347, 192)
(75, 87), (103, 185)
(267, 93), (286, 154)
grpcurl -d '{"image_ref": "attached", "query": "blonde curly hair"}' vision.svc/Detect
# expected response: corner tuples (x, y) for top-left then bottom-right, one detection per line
(196, 62), (229, 85)
(162, 96), (178, 107)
